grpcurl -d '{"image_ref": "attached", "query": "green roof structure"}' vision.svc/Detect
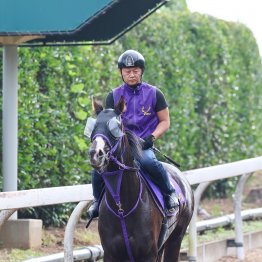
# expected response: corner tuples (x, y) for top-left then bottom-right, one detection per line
(0, 0), (167, 45)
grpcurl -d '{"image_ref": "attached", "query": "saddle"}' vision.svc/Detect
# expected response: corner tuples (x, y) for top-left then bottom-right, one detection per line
(140, 164), (185, 217)
(139, 162), (186, 250)
(96, 162), (186, 218)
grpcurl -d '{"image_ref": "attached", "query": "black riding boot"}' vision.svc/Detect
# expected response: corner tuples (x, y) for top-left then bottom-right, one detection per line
(87, 170), (104, 219)
(146, 167), (179, 213)
(159, 172), (179, 213)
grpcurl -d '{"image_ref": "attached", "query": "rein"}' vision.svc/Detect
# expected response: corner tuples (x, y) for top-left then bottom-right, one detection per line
(93, 133), (140, 262)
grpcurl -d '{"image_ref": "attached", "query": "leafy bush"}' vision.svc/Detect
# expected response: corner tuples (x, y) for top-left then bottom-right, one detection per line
(119, 7), (262, 197)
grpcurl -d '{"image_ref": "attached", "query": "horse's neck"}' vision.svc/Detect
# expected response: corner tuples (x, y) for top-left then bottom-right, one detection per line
(107, 158), (140, 195)
(122, 170), (140, 196)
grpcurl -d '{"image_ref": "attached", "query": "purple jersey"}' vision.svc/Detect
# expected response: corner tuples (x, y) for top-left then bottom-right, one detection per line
(113, 82), (159, 139)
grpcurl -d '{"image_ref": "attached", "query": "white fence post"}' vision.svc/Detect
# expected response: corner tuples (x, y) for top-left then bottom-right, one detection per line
(234, 173), (252, 260)
(188, 181), (211, 261)
(64, 201), (90, 262)
(3, 45), (19, 220)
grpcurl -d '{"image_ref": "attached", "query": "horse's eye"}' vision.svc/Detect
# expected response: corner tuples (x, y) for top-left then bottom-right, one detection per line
(84, 117), (96, 138)
(108, 117), (124, 138)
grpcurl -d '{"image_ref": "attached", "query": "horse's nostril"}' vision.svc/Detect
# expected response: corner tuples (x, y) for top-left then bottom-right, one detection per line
(89, 148), (96, 157)
(89, 148), (105, 159)
(98, 150), (104, 157)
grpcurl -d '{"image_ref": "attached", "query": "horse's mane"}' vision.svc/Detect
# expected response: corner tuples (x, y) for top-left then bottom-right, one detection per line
(124, 130), (143, 161)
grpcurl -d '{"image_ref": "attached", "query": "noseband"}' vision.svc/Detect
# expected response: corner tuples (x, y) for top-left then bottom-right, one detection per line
(92, 133), (141, 262)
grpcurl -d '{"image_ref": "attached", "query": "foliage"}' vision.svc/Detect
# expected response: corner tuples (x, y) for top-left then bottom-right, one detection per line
(16, 46), (120, 189)
(0, 1), (261, 224)
(120, 10), (262, 169)
(119, 8), (262, 198)
(18, 203), (76, 227)
(15, 46), (121, 224)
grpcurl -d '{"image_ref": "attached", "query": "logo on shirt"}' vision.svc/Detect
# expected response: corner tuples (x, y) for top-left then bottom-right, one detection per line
(142, 106), (151, 116)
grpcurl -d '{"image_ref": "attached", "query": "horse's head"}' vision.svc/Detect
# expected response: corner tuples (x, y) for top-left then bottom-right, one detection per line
(85, 97), (126, 172)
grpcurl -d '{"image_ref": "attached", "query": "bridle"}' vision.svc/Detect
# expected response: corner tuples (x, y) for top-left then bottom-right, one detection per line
(92, 132), (141, 262)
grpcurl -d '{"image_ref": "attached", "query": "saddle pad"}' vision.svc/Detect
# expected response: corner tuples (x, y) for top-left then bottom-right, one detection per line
(140, 169), (186, 217)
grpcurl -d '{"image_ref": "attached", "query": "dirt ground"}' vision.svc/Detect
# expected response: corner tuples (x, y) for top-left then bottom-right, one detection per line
(217, 247), (262, 262)
(40, 219), (100, 254)
(0, 171), (261, 261)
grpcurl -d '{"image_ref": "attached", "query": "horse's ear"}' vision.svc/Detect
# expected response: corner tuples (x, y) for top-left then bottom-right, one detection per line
(92, 98), (103, 115)
(115, 96), (126, 115)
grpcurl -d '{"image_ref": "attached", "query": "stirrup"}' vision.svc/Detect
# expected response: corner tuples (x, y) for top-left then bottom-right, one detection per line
(165, 192), (179, 213)
(86, 200), (99, 220)
(167, 206), (178, 213)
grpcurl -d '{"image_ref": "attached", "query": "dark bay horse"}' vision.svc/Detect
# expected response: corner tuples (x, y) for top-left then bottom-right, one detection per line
(88, 98), (194, 262)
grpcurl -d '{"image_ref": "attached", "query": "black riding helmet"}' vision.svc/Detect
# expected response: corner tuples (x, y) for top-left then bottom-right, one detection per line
(117, 50), (145, 70)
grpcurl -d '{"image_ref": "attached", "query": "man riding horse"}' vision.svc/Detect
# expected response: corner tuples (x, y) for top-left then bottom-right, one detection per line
(87, 49), (180, 219)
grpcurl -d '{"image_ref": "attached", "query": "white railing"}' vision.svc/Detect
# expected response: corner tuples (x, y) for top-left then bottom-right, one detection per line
(0, 184), (93, 210)
(0, 156), (261, 261)
(183, 156), (262, 184)
(1, 157), (260, 210)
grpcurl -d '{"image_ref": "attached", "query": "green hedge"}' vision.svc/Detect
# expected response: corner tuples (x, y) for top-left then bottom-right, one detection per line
(121, 9), (262, 169)
(0, 3), (261, 225)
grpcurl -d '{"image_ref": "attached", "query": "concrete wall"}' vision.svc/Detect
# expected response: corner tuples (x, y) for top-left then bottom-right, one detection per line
(0, 219), (42, 249)
(181, 230), (262, 262)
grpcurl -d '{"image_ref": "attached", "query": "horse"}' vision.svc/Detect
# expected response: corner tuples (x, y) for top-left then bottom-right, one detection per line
(87, 97), (194, 262)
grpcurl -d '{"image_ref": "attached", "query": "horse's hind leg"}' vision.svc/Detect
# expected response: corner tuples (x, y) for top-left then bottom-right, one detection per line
(162, 223), (188, 262)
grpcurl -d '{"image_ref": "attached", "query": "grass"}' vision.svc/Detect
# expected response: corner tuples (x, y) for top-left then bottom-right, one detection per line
(0, 249), (46, 262)
(210, 203), (223, 217)
(42, 231), (58, 246)
(74, 228), (101, 245)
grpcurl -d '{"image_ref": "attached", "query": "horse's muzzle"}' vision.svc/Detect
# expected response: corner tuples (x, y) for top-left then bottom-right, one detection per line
(89, 147), (109, 171)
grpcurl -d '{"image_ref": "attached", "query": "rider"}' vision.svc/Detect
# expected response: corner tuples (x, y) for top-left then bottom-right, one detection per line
(87, 49), (179, 219)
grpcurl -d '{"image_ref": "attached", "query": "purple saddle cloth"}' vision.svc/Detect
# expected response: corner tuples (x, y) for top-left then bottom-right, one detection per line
(140, 169), (186, 217)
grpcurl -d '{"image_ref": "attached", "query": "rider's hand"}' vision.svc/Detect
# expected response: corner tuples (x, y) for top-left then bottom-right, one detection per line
(142, 135), (156, 150)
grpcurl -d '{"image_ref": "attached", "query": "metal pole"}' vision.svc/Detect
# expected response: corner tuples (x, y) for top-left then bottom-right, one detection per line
(2, 45), (18, 219)
(188, 209), (197, 262)
(64, 201), (90, 262)
(188, 181), (211, 261)
(234, 173), (251, 260)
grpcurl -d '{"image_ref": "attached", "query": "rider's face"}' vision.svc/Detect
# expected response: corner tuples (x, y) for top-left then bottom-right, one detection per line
(120, 67), (143, 86)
